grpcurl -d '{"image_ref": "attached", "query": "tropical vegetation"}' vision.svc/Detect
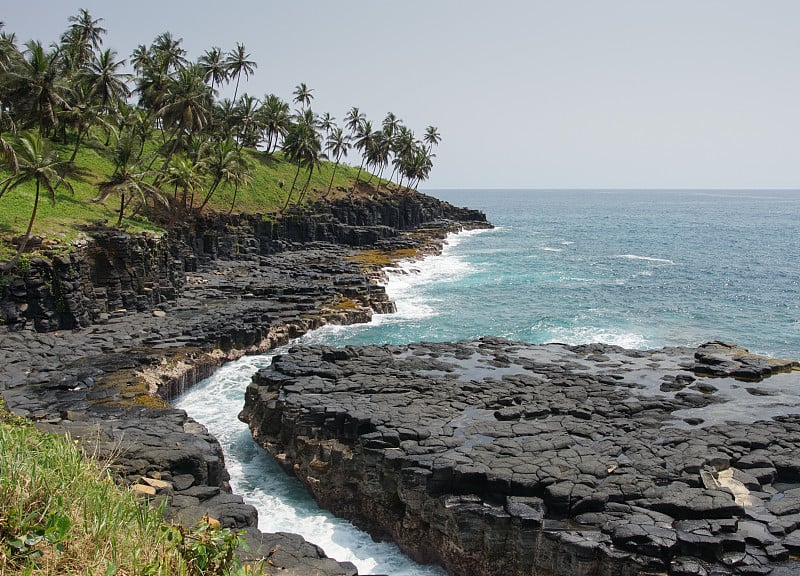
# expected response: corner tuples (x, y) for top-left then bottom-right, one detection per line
(0, 11), (441, 265)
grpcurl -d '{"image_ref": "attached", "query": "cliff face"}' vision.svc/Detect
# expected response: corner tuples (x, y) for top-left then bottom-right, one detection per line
(0, 191), (488, 331)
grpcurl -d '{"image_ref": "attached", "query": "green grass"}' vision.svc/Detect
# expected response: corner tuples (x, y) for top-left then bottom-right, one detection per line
(0, 131), (393, 263)
(0, 401), (256, 575)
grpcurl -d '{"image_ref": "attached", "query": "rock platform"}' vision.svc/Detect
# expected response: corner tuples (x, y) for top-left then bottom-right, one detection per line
(241, 338), (800, 576)
(0, 242), (410, 576)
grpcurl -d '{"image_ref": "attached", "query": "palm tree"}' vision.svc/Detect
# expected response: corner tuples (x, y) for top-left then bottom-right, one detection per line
(344, 106), (365, 138)
(365, 130), (390, 186)
(198, 46), (228, 92)
(388, 125), (416, 188)
(257, 94), (290, 154)
(155, 63), (213, 169)
(0, 95), (19, 174)
(382, 112), (401, 140)
(225, 43), (256, 102)
(151, 32), (188, 73)
(292, 82), (313, 111)
(0, 131), (73, 268)
(162, 154), (206, 214)
(196, 138), (251, 212)
(319, 112), (336, 136)
(0, 26), (20, 73)
(61, 9), (106, 72)
(94, 132), (166, 226)
(281, 115), (322, 210)
(350, 119), (373, 191)
(424, 125), (441, 152)
(81, 48), (131, 112)
(5, 40), (68, 136)
(234, 94), (262, 149)
(323, 127), (350, 198)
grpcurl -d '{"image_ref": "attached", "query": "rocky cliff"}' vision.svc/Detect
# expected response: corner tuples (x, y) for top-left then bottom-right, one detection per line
(0, 190), (487, 331)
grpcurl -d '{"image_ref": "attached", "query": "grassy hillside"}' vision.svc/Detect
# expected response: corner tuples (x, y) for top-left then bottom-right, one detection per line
(0, 135), (387, 262)
(0, 401), (253, 575)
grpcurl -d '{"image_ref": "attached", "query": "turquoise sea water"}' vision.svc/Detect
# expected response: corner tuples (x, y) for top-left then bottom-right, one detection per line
(176, 189), (800, 574)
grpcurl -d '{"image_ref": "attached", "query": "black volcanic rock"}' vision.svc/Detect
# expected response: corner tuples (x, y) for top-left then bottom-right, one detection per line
(241, 338), (800, 576)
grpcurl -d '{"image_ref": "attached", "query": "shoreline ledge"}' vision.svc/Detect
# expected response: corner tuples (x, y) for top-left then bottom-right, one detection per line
(0, 191), (491, 575)
(241, 339), (800, 576)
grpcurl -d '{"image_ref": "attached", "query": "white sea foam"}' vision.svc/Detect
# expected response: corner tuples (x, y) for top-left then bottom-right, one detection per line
(616, 254), (675, 265)
(175, 354), (446, 576)
(546, 326), (649, 349)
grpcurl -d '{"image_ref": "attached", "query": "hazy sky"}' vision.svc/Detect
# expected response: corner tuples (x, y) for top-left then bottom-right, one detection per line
(5, 1), (800, 189)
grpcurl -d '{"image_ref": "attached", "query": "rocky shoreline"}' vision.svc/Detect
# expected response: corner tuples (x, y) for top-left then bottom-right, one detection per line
(241, 339), (800, 576)
(0, 192), (490, 575)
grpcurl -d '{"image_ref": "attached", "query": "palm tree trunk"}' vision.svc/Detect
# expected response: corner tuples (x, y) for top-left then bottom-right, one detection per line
(351, 159), (365, 193)
(117, 191), (125, 227)
(228, 182), (240, 215)
(295, 166), (314, 207)
(69, 130), (84, 163)
(198, 178), (222, 212)
(324, 160), (340, 198)
(282, 163), (302, 211)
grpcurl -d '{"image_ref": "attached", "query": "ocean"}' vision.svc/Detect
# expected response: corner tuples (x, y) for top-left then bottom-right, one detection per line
(175, 189), (800, 574)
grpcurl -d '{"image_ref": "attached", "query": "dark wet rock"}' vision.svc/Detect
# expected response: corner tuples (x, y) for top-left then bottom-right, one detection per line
(242, 339), (800, 576)
(0, 192), (491, 576)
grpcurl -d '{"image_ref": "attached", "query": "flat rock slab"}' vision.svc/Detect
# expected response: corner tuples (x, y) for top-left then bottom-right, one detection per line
(242, 337), (800, 576)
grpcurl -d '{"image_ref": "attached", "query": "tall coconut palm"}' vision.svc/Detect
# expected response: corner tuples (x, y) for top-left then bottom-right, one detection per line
(225, 43), (256, 102)
(0, 131), (73, 268)
(292, 82), (313, 111)
(281, 115), (322, 210)
(61, 8), (106, 72)
(155, 63), (213, 169)
(234, 94), (262, 149)
(0, 27), (20, 73)
(365, 130), (391, 186)
(81, 48), (131, 112)
(257, 94), (290, 154)
(198, 46), (228, 92)
(344, 106), (365, 138)
(423, 125), (441, 152)
(5, 40), (68, 136)
(151, 32), (188, 73)
(323, 127), (350, 198)
(350, 119), (373, 191)
(94, 132), (166, 226)
(319, 112), (336, 136)
(388, 125), (416, 188)
(196, 137), (251, 212)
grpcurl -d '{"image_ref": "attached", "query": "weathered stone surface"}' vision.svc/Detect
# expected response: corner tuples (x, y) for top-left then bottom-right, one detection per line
(1, 193), (490, 576)
(241, 338), (800, 576)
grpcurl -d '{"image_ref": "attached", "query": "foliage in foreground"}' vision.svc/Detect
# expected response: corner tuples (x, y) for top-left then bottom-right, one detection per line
(0, 402), (258, 575)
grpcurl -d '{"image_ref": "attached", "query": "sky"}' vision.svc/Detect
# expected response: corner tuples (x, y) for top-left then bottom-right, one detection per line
(4, 1), (800, 189)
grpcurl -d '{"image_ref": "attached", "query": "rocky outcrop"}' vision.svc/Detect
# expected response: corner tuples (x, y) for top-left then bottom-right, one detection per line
(241, 338), (800, 576)
(1, 243), (406, 575)
(0, 190), (488, 332)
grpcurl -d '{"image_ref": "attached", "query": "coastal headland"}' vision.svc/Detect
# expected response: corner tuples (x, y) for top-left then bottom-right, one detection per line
(3, 188), (800, 575)
(0, 190), (488, 575)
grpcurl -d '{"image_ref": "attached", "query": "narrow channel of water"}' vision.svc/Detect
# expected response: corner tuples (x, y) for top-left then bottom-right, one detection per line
(172, 239), (475, 575)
